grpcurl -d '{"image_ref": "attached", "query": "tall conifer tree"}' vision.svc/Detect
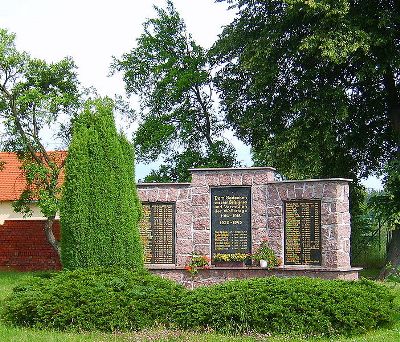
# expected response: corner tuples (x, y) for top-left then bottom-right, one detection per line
(60, 98), (143, 270)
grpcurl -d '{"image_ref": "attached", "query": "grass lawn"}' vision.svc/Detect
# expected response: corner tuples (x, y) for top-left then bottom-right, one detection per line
(0, 271), (398, 342)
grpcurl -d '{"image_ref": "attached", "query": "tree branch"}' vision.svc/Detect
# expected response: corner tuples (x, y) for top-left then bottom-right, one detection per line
(7, 98), (44, 165)
(192, 84), (213, 147)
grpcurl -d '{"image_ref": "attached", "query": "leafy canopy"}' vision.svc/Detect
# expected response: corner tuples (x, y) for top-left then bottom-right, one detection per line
(112, 1), (237, 182)
(213, 0), (399, 180)
(0, 28), (80, 255)
(0, 27), (80, 217)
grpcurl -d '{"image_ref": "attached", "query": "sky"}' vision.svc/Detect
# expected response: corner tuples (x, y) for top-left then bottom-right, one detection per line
(0, 0), (382, 189)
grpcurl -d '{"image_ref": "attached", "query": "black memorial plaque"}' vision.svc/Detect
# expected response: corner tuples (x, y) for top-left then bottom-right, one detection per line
(211, 187), (251, 261)
(284, 200), (321, 265)
(139, 202), (175, 264)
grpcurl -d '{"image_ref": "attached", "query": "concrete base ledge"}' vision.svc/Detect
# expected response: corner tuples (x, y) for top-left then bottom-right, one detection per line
(147, 265), (362, 272)
(148, 266), (362, 288)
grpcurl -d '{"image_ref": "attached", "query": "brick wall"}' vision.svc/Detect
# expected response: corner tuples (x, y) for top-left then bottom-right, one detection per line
(0, 220), (61, 271)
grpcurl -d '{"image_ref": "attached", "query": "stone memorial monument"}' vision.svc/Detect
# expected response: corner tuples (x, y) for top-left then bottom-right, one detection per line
(137, 167), (360, 287)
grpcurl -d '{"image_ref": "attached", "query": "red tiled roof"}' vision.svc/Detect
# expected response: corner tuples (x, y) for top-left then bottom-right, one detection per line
(0, 151), (66, 201)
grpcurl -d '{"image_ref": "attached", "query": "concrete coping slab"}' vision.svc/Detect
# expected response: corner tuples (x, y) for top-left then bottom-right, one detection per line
(146, 265), (362, 272)
(268, 178), (353, 184)
(189, 167), (276, 172)
(137, 183), (191, 187)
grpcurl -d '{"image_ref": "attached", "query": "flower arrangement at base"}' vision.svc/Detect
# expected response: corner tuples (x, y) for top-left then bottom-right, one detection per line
(252, 239), (278, 269)
(185, 251), (210, 277)
(213, 253), (250, 262)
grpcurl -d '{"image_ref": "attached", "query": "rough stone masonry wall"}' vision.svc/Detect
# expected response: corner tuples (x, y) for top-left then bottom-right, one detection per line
(137, 167), (352, 273)
(137, 183), (192, 267)
(266, 180), (351, 269)
(138, 168), (276, 268)
(188, 167), (276, 265)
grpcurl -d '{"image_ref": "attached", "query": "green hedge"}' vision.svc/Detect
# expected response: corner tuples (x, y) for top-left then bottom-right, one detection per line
(60, 98), (143, 270)
(174, 277), (396, 336)
(2, 268), (185, 332)
(2, 273), (396, 337)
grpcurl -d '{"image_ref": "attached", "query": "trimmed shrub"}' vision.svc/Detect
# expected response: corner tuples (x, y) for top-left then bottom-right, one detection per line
(2, 268), (186, 332)
(173, 277), (396, 337)
(3, 273), (396, 337)
(60, 98), (143, 270)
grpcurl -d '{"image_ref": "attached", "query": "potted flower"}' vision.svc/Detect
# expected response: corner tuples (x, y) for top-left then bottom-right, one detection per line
(185, 251), (210, 277)
(213, 252), (250, 267)
(252, 240), (278, 269)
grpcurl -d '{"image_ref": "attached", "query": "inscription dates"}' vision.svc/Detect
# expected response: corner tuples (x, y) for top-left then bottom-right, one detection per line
(284, 200), (321, 266)
(211, 187), (251, 261)
(139, 202), (175, 264)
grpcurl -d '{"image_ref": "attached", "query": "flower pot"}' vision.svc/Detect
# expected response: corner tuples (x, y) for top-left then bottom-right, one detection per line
(214, 261), (244, 268)
(259, 259), (268, 268)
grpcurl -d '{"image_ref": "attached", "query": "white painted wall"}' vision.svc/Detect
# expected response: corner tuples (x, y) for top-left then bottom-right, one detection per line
(0, 201), (60, 224)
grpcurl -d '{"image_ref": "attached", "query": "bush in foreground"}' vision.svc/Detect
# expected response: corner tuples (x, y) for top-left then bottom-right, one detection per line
(2, 272), (396, 337)
(2, 268), (186, 332)
(174, 277), (396, 337)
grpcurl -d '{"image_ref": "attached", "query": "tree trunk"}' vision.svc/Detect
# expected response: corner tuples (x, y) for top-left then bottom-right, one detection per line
(44, 216), (61, 258)
(384, 70), (400, 140)
(379, 226), (400, 279)
(380, 68), (400, 279)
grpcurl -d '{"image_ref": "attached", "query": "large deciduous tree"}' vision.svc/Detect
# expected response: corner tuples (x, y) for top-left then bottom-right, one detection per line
(111, 1), (237, 182)
(0, 28), (80, 256)
(213, 0), (400, 271)
(60, 97), (143, 270)
(213, 0), (398, 179)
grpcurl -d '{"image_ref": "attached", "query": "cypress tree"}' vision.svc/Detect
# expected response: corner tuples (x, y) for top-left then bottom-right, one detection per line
(60, 98), (143, 270)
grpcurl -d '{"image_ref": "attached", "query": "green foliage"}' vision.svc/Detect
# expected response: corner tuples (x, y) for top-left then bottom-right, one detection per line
(370, 160), (400, 225)
(368, 159), (400, 276)
(0, 27), (80, 160)
(11, 153), (64, 218)
(60, 98), (143, 270)
(0, 28), (80, 255)
(351, 185), (388, 267)
(213, 0), (399, 180)
(2, 268), (186, 332)
(214, 0), (400, 269)
(251, 240), (278, 267)
(112, 1), (237, 182)
(1, 271), (397, 337)
(144, 142), (237, 182)
(174, 277), (396, 337)
(386, 263), (400, 283)
(185, 252), (211, 277)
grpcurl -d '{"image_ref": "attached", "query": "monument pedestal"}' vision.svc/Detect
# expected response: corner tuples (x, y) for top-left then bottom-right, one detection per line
(213, 261), (245, 268)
